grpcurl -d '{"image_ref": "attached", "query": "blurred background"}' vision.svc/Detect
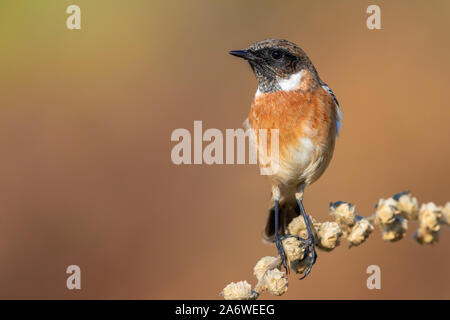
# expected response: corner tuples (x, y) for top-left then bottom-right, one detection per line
(0, 0), (449, 299)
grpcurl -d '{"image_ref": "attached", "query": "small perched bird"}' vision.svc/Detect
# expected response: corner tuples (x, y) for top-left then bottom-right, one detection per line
(229, 39), (342, 278)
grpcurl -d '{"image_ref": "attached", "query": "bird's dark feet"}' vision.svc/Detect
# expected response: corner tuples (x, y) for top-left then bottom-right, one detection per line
(295, 196), (318, 279)
(273, 194), (317, 279)
(274, 234), (288, 271)
(297, 235), (317, 280)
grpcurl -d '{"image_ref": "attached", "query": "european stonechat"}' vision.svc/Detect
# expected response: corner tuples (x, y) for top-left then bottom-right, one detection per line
(230, 39), (342, 278)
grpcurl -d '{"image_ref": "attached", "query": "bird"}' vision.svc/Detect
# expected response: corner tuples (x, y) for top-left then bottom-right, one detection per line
(229, 39), (342, 278)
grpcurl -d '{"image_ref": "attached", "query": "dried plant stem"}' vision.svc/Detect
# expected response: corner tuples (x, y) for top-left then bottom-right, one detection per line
(221, 192), (449, 300)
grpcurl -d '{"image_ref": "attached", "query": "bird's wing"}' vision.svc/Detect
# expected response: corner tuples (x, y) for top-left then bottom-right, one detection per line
(321, 84), (342, 136)
(321, 84), (339, 108)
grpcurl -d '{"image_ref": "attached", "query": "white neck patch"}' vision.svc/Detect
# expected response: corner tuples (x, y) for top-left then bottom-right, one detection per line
(278, 71), (302, 92)
(254, 70), (303, 98)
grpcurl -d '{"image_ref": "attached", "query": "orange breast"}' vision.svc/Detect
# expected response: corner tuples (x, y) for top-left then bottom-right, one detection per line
(248, 87), (338, 186)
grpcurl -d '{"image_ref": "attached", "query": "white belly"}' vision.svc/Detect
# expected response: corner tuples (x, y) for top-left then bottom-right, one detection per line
(272, 137), (318, 186)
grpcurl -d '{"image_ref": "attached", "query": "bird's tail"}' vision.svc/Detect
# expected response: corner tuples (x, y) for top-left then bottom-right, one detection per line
(263, 199), (300, 243)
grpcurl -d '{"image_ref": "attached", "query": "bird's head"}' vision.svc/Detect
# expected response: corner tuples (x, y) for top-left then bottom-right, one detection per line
(229, 39), (320, 95)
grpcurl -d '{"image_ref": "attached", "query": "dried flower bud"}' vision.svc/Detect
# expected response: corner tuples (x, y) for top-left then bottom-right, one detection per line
(419, 202), (442, 232)
(442, 202), (450, 226)
(381, 217), (408, 242)
(414, 228), (440, 245)
(395, 192), (419, 220)
(376, 198), (399, 226)
(317, 222), (342, 250)
(264, 269), (288, 296)
(347, 218), (374, 247)
(282, 237), (306, 262)
(253, 256), (280, 281)
(221, 281), (255, 300)
(329, 201), (357, 227)
(287, 215), (317, 239)
(413, 202), (443, 245)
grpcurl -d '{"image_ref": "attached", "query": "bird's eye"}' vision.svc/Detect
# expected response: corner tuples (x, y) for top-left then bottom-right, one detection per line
(271, 50), (283, 60)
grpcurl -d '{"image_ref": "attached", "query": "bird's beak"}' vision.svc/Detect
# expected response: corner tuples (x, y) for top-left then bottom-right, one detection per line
(228, 50), (256, 61)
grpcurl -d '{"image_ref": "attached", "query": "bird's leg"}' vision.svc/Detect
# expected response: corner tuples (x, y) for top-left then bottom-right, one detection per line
(272, 186), (289, 272)
(294, 191), (317, 279)
(274, 198), (289, 271)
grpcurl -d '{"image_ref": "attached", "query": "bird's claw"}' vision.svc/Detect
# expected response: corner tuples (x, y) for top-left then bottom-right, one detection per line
(275, 234), (317, 278)
(298, 239), (317, 280)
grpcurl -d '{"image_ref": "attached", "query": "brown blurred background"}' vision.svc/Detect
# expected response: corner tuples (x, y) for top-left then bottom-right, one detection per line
(0, 0), (449, 299)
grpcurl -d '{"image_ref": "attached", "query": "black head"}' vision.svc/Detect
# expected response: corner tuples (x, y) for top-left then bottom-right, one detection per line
(229, 39), (319, 94)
